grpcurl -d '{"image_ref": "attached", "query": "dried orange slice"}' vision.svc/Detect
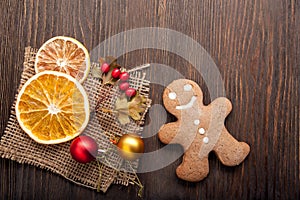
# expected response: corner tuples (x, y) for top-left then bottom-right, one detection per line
(15, 71), (90, 144)
(35, 36), (90, 83)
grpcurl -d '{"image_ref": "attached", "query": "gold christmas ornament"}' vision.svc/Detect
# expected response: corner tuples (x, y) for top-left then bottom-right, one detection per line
(117, 134), (145, 160)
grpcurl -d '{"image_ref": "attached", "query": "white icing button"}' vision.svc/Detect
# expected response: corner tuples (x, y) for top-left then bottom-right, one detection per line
(184, 84), (192, 91)
(194, 120), (200, 125)
(203, 137), (209, 144)
(199, 128), (205, 134)
(168, 92), (177, 100)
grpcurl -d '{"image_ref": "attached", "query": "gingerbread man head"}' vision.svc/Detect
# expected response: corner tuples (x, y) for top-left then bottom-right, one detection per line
(163, 79), (204, 117)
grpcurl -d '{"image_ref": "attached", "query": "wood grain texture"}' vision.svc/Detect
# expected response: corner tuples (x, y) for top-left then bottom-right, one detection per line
(0, 0), (299, 199)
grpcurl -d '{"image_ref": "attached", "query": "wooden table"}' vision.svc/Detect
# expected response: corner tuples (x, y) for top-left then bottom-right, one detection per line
(0, 0), (299, 199)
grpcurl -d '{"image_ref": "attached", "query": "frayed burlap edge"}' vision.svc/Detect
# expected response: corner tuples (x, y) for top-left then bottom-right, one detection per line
(0, 47), (152, 192)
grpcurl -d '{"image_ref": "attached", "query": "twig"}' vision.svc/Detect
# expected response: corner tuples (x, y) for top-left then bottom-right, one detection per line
(126, 161), (144, 198)
(96, 160), (104, 192)
(127, 64), (150, 73)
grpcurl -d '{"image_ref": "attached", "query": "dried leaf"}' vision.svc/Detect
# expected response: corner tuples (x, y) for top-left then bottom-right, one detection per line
(115, 95), (130, 125)
(114, 93), (148, 124)
(99, 56), (117, 67)
(91, 65), (102, 78)
(128, 93), (148, 121)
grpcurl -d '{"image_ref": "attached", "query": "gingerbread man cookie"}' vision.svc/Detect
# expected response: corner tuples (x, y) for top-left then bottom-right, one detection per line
(158, 79), (250, 182)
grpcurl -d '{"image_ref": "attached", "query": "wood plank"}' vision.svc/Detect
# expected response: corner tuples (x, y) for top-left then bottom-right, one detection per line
(0, 0), (298, 199)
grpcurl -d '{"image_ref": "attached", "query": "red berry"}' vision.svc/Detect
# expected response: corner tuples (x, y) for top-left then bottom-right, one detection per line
(125, 88), (137, 97)
(100, 63), (110, 73)
(119, 82), (130, 91)
(111, 68), (121, 79)
(119, 72), (130, 81)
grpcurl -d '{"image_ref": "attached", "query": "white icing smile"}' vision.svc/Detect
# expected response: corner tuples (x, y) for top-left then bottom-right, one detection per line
(176, 96), (197, 110)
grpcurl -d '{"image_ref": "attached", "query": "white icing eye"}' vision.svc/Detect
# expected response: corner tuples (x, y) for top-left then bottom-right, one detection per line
(184, 84), (192, 91)
(168, 92), (177, 100)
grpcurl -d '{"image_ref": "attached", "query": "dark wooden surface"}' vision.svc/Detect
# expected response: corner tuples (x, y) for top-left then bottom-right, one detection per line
(0, 0), (299, 199)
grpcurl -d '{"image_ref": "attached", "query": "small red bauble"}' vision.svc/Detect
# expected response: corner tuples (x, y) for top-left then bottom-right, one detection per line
(119, 82), (130, 91)
(100, 63), (110, 73)
(119, 72), (130, 81)
(125, 88), (137, 97)
(70, 135), (98, 164)
(111, 68), (121, 79)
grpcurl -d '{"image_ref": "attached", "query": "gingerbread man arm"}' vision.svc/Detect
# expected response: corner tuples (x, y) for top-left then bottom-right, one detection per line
(209, 97), (250, 166)
(158, 122), (180, 144)
(209, 97), (232, 116)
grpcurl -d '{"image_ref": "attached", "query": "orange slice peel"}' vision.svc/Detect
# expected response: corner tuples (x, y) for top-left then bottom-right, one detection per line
(34, 36), (90, 83)
(15, 71), (90, 144)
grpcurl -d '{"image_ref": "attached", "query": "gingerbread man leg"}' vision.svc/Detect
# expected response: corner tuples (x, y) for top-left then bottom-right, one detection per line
(176, 147), (209, 182)
(213, 128), (250, 166)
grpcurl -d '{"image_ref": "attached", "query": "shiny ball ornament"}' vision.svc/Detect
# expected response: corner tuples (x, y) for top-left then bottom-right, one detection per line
(117, 134), (144, 160)
(70, 135), (98, 164)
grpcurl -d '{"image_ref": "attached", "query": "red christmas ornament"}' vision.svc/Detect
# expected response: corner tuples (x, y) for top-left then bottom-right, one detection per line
(111, 68), (121, 79)
(100, 63), (110, 73)
(125, 88), (137, 97)
(70, 135), (98, 164)
(119, 82), (130, 91)
(119, 72), (130, 81)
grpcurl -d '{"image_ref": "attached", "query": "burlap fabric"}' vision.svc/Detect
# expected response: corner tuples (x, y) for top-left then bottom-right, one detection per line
(0, 47), (151, 192)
